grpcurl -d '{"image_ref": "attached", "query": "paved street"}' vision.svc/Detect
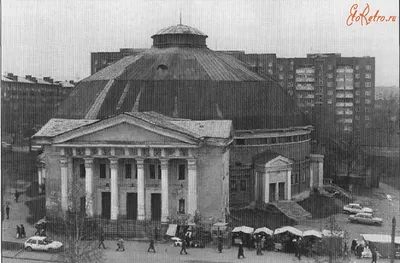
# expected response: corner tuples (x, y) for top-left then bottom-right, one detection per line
(2, 179), (399, 263)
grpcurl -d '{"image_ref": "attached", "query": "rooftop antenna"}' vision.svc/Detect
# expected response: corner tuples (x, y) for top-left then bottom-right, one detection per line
(179, 9), (182, 25)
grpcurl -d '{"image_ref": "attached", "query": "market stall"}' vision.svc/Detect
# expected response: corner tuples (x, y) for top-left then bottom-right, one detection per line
(273, 226), (303, 253)
(232, 226), (254, 247)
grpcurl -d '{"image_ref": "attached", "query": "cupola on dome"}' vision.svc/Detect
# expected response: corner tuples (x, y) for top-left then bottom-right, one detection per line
(151, 24), (208, 48)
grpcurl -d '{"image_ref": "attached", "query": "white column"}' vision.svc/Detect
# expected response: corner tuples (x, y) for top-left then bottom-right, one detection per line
(275, 179), (279, 201)
(160, 159), (169, 222)
(187, 159), (197, 215)
(84, 158), (94, 217)
(318, 161), (324, 188)
(109, 158), (119, 220)
(38, 165), (43, 193)
(309, 163), (314, 188)
(136, 158), (145, 220)
(287, 170), (292, 200)
(254, 172), (258, 201)
(264, 172), (270, 203)
(60, 158), (68, 213)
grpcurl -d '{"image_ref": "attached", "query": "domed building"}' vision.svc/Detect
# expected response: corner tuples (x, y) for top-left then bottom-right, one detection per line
(34, 24), (324, 228)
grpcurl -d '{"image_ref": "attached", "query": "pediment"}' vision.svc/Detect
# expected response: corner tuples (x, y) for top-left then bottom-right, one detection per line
(265, 156), (292, 167)
(53, 114), (200, 145)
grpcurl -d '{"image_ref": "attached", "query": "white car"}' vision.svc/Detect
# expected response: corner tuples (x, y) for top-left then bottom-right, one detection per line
(348, 213), (383, 226)
(343, 203), (373, 214)
(24, 236), (63, 252)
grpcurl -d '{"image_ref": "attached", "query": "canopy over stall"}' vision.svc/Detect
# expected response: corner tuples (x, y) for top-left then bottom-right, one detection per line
(254, 227), (274, 236)
(232, 226), (254, 234)
(274, 226), (302, 236)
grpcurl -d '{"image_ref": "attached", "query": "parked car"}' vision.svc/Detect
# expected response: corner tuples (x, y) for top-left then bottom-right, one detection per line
(343, 203), (373, 214)
(24, 236), (63, 252)
(348, 213), (383, 225)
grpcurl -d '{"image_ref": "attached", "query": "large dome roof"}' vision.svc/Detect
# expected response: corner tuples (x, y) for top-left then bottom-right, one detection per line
(152, 24), (207, 37)
(56, 25), (307, 130)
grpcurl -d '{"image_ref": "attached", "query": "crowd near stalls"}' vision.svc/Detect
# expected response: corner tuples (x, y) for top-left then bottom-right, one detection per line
(166, 223), (214, 248)
(359, 234), (400, 259)
(228, 225), (349, 258)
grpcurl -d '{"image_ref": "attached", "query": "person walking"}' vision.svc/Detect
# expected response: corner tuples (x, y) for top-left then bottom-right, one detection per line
(98, 231), (106, 249)
(356, 243), (363, 259)
(371, 247), (378, 263)
(15, 191), (20, 203)
(20, 224), (26, 238)
(180, 239), (188, 255)
(351, 239), (357, 255)
(148, 239), (156, 253)
(5, 204), (10, 219)
(261, 236), (266, 251)
(116, 238), (125, 251)
(238, 242), (245, 259)
(16, 225), (21, 239)
(217, 236), (223, 253)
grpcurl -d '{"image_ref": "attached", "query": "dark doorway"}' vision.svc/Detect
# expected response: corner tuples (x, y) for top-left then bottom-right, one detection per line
(151, 193), (161, 221)
(101, 192), (111, 219)
(269, 183), (276, 202)
(126, 193), (137, 220)
(80, 197), (86, 216)
(278, 182), (285, 200)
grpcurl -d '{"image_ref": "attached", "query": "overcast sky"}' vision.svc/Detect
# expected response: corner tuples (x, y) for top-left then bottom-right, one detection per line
(2, 0), (399, 85)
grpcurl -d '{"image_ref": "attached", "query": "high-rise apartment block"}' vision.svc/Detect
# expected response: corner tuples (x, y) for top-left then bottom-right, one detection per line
(90, 50), (374, 134)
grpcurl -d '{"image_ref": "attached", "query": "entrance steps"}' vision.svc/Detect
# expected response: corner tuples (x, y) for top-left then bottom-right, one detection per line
(99, 219), (161, 239)
(269, 201), (312, 223)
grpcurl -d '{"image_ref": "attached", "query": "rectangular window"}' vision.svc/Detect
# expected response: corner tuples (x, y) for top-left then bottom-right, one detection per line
(365, 116), (370, 120)
(355, 73), (360, 79)
(365, 99), (371, 104)
(178, 199), (185, 214)
(149, 164), (156, 179)
(236, 139), (245, 145)
(79, 164), (86, 178)
(355, 65), (360, 70)
(365, 73), (371, 79)
(366, 65), (372, 70)
(125, 163), (132, 179)
(301, 172), (306, 182)
(134, 164), (138, 179)
(291, 174), (295, 185)
(178, 164), (185, 180)
(240, 180), (247, 191)
(296, 174), (300, 184)
(365, 91), (371, 96)
(365, 82), (372, 87)
(100, 164), (106, 178)
(231, 180), (238, 192)
(354, 82), (360, 87)
(158, 164), (161, 179)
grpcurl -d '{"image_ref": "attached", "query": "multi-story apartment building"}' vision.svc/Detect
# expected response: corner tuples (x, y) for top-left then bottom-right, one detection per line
(1, 73), (75, 138)
(276, 54), (375, 135)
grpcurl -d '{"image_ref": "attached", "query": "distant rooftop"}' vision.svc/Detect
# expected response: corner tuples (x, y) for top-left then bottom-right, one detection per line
(2, 73), (75, 88)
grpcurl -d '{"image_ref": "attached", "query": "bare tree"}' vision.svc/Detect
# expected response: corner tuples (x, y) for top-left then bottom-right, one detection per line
(313, 216), (350, 263)
(51, 180), (104, 263)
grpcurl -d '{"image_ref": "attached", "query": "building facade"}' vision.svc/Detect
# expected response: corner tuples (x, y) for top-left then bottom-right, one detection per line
(33, 112), (232, 222)
(38, 24), (323, 223)
(1, 73), (74, 137)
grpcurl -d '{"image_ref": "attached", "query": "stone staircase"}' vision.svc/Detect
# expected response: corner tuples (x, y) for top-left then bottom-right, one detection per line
(270, 201), (312, 223)
(99, 219), (161, 239)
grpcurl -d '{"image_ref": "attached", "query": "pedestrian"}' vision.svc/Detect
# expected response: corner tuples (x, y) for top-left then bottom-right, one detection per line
(20, 224), (26, 238)
(371, 247), (378, 263)
(16, 225), (21, 238)
(256, 242), (263, 255)
(351, 239), (357, 254)
(15, 191), (20, 203)
(148, 239), (156, 253)
(261, 236), (266, 250)
(40, 228), (46, 236)
(116, 238), (125, 251)
(5, 204), (10, 219)
(344, 241), (348, 257)
(154, 226), (159, 240)
(34, 224), (41, 235)
(180, 238), (187, 255)
(356, 243), (363, 259)
(217, 236), (223, 253)
(238, 242), (245, 259)
(98, 231), (106, 249)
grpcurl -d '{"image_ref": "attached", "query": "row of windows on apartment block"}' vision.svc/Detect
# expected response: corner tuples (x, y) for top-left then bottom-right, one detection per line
(78, 163), (187, 180)
(235, 134), (310, 146)
(279, 73), (372, 81)
(277, 64), (373, 71)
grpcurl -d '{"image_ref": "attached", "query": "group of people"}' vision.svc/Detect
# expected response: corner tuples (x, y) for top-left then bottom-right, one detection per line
(16, 224), (26, 239)
(351, 239), (379, 262)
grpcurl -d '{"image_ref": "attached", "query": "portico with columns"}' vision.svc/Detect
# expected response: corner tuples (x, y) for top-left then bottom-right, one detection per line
(253, 153), (293, 203)
(33, 112), (232, 223)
